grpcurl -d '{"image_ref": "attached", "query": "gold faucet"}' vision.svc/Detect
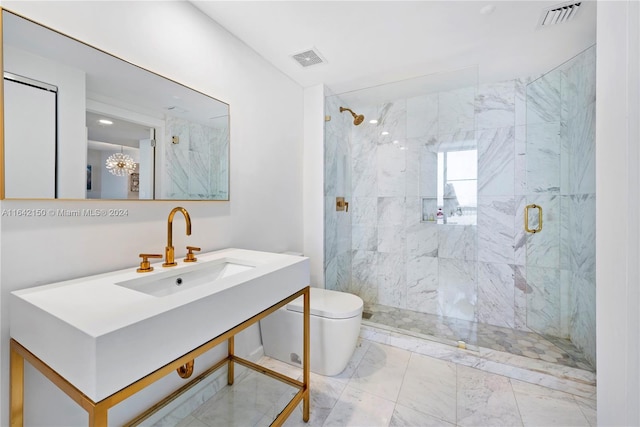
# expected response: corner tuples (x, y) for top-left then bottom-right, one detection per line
(163, 207), (191, 267)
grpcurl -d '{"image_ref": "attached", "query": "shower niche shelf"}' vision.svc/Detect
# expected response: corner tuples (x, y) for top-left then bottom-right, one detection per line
(420, 197), (477, 225)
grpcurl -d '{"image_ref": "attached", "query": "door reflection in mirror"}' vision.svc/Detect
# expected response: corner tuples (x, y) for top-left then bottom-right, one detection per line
(4, 73), (57, 198)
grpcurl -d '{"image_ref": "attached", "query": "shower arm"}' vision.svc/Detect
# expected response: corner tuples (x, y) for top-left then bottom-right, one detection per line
(340, 107), (356, 117)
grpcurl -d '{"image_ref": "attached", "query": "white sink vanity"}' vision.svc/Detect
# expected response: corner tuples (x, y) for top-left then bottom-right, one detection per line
(9, 248), (311, 426)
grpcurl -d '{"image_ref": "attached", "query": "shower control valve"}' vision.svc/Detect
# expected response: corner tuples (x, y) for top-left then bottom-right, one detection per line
(336, 197), (349, 212)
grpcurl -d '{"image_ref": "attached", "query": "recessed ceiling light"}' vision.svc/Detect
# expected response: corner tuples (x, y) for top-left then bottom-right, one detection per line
(369, 119), (378, 124)
(381, 131), (389, 136)
(392, 140), (400, 145)
(98, 119), (113, 125)
(399, 146), (407, 150)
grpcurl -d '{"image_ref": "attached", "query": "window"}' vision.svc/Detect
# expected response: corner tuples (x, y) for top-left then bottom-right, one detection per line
(422, 148), (477, 225)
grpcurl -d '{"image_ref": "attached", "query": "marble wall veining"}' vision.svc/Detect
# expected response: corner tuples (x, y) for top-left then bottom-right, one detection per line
(324, 92), (353, 297)
(163, 116), (229, 200)
(325, 46), (595, 367)
(526, 46), (597, 366)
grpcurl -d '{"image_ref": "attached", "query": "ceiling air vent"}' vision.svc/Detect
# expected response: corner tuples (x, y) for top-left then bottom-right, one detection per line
(539, 2), (581, 27)
(291, 48), (325, 68)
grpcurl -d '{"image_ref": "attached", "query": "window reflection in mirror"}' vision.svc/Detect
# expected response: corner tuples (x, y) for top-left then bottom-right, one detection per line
(2, 9), (230, 201)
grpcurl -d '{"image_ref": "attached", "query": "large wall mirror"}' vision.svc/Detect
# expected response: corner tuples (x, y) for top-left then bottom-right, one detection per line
(1, 9), (230, 200)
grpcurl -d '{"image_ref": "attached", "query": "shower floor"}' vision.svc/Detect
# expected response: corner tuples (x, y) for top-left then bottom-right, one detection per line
(362, 303), (595, 372)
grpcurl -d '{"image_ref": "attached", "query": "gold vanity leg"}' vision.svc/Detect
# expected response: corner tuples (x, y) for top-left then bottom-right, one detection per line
(10, 343), (24, 427)
(302, 286), (310, 422)
(88, 404), (108, 427)
(227, 335), (235, 385)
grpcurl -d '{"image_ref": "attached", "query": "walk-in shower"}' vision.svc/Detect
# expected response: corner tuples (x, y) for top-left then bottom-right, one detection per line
(324, 46), (596, 373)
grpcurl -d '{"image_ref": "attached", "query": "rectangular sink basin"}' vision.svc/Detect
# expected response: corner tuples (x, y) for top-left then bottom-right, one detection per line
(116, 258), (256, 297)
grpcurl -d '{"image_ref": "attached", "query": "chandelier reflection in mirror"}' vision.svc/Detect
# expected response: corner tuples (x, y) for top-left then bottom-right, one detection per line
(105, 148), (137, 176)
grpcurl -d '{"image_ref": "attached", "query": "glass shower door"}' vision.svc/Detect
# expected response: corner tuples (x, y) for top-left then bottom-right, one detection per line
(324, 93), (353, 293)
(524, 47), (596, 367)
(523, 67), (565, 338)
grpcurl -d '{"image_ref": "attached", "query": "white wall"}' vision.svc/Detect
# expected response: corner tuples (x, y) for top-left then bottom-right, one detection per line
(596, 1), (640, 426)
(0, 1), (304, 425)
(303, 85), (325, 287)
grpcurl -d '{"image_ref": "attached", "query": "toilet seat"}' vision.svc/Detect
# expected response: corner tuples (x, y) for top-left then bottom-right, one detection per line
(286, 287), (363, 319)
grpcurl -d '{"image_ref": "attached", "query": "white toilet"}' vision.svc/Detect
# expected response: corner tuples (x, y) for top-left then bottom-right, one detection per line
(260, 287), (363, 376)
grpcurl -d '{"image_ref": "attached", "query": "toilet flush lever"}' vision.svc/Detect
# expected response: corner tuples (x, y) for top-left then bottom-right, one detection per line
(336, 197), (349, 212)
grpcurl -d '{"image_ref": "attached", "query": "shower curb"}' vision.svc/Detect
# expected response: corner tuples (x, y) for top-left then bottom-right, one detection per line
(360, 323), (596, 400)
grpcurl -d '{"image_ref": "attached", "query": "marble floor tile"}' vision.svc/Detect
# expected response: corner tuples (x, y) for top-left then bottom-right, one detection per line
(511, 379), (591, 426)
(173, 331), (596, 427)
(363, 303), (594, 371)
(150, 368), (248, 427)
(322, 385), (396, 427)
(348, 342), (411, 401)
(282, 373), (347, 427)
(176, 416), (208, 427)
(456, 365), (522, 426)
(191, 369), (295, 426)
(363, 324), (595, 394)
(397, 353), (457, 424)
(333, 338), (372, 383)
(574, 396), (597, 427)
(390, 403), (454, 426)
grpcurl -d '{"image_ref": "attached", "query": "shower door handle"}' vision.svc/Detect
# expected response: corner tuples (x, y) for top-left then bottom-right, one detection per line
(524, 204), (543, 233)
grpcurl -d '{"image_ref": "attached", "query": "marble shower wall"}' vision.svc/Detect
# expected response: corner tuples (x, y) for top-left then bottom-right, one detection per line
(324, 47), (595, 366)
(324, 92), (353, 295)
(163, 116), (229, 200)
(325, 80), (521, 327)
(525, 46), (596, 366)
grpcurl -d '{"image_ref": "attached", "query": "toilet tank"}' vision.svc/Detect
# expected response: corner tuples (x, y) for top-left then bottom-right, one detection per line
(260, 288), (362, 376)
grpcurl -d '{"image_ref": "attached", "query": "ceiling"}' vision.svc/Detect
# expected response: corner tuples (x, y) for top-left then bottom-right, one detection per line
(86, 111), (151, 149)
(191, 1), (596, 95)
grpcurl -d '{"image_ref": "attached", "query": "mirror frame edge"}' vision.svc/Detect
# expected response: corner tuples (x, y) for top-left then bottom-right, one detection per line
(1, 8), (5, 200)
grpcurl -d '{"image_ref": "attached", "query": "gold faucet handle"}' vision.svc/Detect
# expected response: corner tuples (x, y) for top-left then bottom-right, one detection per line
(137, 253), (163, 273)
(184, 246), (201, 263)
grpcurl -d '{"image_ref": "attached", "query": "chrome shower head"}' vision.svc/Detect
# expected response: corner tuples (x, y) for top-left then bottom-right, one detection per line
(340, 107), (365, 126)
